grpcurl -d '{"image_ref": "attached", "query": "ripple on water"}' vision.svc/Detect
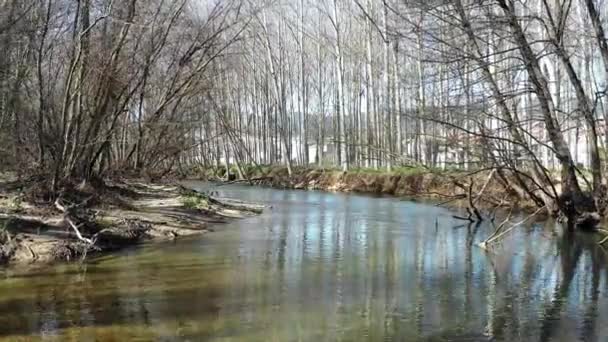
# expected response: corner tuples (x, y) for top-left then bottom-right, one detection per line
(0, 184), (607, 341)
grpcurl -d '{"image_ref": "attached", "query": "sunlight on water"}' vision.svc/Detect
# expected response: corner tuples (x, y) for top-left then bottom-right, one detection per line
(0, 183), (607, 341)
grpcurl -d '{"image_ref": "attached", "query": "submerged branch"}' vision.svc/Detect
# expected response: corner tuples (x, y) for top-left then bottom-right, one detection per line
(479, 205), (546, 249)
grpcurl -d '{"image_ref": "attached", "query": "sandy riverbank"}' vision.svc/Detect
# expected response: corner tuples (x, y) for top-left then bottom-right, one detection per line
(0, 177), (263, 266)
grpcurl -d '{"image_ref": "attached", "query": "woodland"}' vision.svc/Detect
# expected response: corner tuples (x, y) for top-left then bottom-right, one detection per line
(2, 0), (608, 230)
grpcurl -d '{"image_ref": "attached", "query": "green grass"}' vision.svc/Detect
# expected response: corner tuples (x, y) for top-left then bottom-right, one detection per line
(180, 194), (209, 210)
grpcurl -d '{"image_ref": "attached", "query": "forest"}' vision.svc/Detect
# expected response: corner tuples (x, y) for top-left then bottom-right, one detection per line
(2, 0), (608, 229)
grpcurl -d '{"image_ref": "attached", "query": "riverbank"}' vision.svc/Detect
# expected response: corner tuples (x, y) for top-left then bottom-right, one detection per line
(1, 183), (606, 341)
(0, 175), (263, 266)
(195, 166), (531, 212)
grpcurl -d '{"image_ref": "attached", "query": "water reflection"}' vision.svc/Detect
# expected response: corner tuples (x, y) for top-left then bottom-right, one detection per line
(0, 184), (607, 341)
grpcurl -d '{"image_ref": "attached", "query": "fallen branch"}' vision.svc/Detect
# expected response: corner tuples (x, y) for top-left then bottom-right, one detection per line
(484, 206), (514, 244)
(453, 214), (474, 222)
(597, 229), (608, 245)
(478, 206), (545, 249)
(435, 194), (467, 207)
(66, 217), (95, 245)
(54, 199), (96, 245)
(216, 177), (272, 186)
(178, 186), (265, 214)
(210, 197), (265, 214)
(418, 191), (468, 198)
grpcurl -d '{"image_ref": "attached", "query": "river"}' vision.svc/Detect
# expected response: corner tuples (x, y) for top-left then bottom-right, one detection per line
(0, 183), (607, 341)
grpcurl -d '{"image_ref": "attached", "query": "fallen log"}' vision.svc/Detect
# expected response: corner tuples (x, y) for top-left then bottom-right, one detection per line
(178, 186), (265, 214)
(212, 197), (267, 213)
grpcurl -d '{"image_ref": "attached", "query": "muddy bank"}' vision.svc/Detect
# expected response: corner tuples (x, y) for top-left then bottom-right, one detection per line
(197, 166), (533, 212)
(0, 178), (263, 266)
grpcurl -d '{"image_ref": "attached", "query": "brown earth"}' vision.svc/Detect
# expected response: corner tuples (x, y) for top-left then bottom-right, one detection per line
(204, 166), (527, 211)
(0, 178), (263, 266)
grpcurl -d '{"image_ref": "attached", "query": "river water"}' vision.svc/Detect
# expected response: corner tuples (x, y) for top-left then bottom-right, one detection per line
(0, 183), (607, 341)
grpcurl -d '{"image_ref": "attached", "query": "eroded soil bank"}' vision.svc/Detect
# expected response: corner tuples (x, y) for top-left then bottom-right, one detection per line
(0, 177), (263, 266)
(196, 166), (529, 211)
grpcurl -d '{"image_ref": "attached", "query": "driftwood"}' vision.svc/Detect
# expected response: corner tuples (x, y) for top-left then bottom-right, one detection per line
(54, 198), (96, 245)
(95, 219), (151, 246)
(54, 198), (154, 255)
(216, 177), (272, 186)
(178, 186), (265, 214)
(212, 197), (266, 213)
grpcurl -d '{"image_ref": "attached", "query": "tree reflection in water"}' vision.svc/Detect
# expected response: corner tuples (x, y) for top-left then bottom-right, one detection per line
(0, 185), (607, 341)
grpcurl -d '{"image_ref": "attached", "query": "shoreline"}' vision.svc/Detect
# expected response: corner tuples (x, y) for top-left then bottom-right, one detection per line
(0, 165), (556, 268)
(193, 166), (536, 214)
(0, 179), (263, 267)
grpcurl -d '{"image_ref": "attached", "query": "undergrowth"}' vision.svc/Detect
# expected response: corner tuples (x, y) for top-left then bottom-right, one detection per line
(181, 194), (209, 209)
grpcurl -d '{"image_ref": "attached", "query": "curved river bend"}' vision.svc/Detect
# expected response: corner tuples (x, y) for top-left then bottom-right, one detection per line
(0, 183), (607, 341)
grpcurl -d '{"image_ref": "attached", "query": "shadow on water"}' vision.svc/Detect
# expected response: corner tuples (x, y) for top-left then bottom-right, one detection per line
(537, 231), (608, 342)
(0, 184), (607, 341)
